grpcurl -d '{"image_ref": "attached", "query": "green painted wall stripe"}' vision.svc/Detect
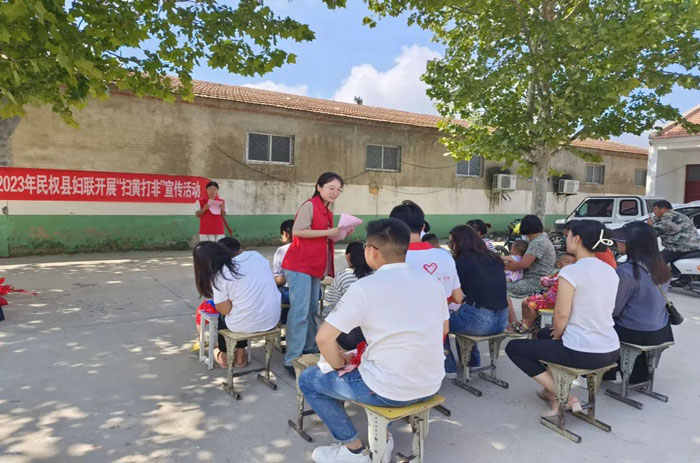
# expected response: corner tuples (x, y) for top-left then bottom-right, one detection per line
(2, 213), (566, 256)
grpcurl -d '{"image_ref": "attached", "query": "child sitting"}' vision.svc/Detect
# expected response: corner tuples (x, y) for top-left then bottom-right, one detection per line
(503, 240), (528, 282)
(517, 252), (576, 332)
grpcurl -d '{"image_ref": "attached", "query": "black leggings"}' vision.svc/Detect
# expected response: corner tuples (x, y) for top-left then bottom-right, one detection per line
(217, 315), (248, 352)
(506, 328), (619, 377)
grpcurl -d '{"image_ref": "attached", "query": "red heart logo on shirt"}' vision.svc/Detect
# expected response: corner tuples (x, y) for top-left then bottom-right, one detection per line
(423, 263), (438, 275)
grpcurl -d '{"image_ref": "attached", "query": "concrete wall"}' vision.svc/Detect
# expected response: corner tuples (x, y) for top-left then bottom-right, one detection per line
(648, 140), (700, 203)
(2, 93), (648, 256)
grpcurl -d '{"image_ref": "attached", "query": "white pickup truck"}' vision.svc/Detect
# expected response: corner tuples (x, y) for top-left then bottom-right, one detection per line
(555, 195), (662, 230)
(551, 195), (700, 249)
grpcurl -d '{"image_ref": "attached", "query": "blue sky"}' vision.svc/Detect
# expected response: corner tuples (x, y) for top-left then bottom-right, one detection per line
(191, 1), (700, 148)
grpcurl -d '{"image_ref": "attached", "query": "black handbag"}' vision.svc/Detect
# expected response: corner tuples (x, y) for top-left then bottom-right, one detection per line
(635, 261), (684, 326)
(656, 284), (684, 326)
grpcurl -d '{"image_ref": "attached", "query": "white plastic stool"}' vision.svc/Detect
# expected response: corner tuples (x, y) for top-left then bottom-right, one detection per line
(199, 311), (218, 370)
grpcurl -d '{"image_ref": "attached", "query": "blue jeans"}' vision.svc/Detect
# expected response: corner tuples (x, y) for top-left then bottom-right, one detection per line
(299, 366), (431, 443)
(284, 270), (321, 366)
(444, 304), (509, 373)
(279, 286), (290, 305)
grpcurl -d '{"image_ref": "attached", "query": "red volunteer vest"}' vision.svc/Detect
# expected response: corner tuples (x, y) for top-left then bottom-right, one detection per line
(282, 195), (335, 278)
(198, 198), (225, 235)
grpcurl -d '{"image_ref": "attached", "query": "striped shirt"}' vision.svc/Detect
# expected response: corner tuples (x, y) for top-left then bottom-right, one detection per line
(323, 268), (360, 317)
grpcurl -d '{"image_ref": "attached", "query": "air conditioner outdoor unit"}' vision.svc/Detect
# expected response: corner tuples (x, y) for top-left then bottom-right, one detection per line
(558, 179), (580, 195)
(493, 174), (517, 191)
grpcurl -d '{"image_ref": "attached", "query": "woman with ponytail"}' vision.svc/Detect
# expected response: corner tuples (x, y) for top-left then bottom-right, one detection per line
(506, 220), (620, 417)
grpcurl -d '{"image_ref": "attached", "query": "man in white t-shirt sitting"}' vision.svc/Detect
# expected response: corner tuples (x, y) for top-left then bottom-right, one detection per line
(298, 218), (449, 463)
(389, 201), (466, 374)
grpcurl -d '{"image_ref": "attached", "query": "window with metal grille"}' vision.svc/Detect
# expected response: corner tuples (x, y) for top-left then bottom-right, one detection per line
(365, 145), (401, 172)
(456, 156), (484, 177)
(247, 132), (294, 165)
(585, 165), (605, 184)
(634, 169), (647, 187)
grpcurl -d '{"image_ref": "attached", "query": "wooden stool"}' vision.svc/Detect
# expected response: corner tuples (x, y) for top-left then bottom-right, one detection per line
(541, 362), (617, 443)
(355, 395), (445, 463)
(605, 341), (674, 409)
(289, 353), (321, 442)
(219, 327), (281, 400)
(451, 332), (509, 397)
(198, 311), (218, 370)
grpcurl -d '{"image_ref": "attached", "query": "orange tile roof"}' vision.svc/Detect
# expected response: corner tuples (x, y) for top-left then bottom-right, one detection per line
(651, 104), (700, 140)
(171, 78), (647, 155)
(570, 138), (647, 155)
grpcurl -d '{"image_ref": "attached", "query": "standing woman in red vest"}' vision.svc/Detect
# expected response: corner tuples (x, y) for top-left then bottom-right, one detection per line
(282, 172), (345, 375)
(195, 181), (233, 241)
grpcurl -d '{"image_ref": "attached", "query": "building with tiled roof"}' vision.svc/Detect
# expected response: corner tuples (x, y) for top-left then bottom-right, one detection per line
(648, 105), (700, 203)
(4, 77), (650, 255)
(179, 78), (648, 156)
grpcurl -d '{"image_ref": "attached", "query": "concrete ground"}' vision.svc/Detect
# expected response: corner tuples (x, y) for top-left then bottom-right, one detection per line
(1, 249), (699, 463)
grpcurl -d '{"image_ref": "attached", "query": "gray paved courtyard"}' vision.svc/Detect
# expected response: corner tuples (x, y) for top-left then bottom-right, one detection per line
(1, 249), (699, 463)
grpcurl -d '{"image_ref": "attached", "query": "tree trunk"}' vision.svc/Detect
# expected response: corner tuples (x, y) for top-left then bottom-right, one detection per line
(530, 150), (550, 223)
(0, 116), (20, 167)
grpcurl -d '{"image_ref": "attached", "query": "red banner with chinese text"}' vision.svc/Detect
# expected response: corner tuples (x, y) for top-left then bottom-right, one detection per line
(0, 167), (208, 203)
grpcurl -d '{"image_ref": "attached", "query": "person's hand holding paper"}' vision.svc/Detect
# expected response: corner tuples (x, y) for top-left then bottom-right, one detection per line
(207, 199), (223, 215)
(331, 214), (363, 242)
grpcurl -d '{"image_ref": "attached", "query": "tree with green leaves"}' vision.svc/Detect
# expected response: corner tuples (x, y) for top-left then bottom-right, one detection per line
(0, 0), (344, 164)
(365, 0), (700, 219)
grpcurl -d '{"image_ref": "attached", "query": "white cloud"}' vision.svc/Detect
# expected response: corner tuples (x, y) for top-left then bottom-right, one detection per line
(242, 80), (309, 96)
(332, 45), (441, 115)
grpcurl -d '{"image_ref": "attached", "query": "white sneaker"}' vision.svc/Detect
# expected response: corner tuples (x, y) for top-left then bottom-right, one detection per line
(382, 433), (394, 463)
(312, 443), (371, 463)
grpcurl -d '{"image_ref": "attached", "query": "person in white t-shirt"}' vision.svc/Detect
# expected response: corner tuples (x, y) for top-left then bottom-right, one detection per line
(389, 201), (462, 303)
(193, 241), (280, 370)
(506, 220), (620, 417)
(298, 219), (448, 463)
(390, 201), (464, 375)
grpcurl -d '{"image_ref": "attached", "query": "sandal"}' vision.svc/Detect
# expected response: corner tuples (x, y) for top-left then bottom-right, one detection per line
(515, 321), (535, 334)
(505, 322), (521, 334)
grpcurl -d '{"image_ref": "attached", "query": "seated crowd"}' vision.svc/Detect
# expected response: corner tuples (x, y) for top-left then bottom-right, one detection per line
(191, 172), (679, 463)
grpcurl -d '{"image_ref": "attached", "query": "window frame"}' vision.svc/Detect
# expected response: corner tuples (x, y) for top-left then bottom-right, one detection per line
(619, 198), (640, 217)
(245, 131), (295, 166)
(455, 156), (484, 178)
(365, 144), (402, 172)
(585, 164), (606, 185)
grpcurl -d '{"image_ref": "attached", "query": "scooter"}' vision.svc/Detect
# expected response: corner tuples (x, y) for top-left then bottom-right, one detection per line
(670, 251), (700, 296)
(494, 218), (521, 256)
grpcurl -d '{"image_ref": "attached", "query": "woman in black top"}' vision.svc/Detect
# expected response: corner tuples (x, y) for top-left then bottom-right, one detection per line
(444, 225), (509, 375)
